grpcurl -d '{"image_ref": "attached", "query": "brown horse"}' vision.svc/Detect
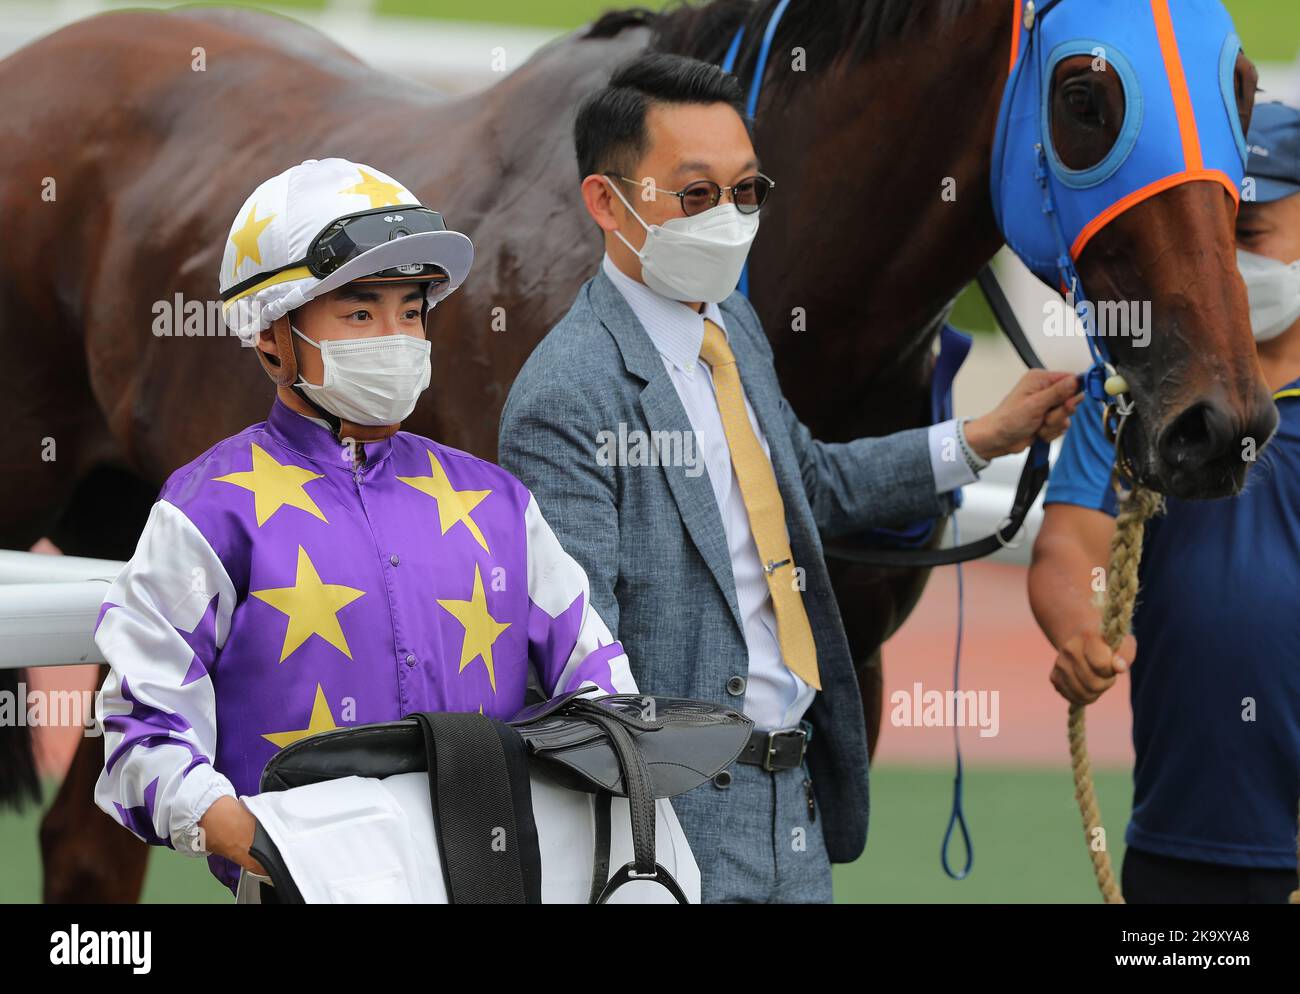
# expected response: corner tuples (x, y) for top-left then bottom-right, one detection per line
(0, 0), (1271, 901)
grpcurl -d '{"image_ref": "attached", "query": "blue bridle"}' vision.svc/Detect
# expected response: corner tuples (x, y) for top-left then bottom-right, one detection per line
(720, 0), (791, 299)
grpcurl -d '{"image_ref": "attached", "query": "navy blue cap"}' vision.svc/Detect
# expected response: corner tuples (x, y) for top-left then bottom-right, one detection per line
(1246, 101), (1300, 203)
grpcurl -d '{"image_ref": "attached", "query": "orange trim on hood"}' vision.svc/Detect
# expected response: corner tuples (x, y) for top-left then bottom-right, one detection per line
(1070, 169), (1239, 261)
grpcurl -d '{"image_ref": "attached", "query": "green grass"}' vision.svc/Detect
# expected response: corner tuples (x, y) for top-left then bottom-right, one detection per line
(1224, 1), (1300, 65)
(0, 765), (1131, 903)
(838, 764), (1133, 903)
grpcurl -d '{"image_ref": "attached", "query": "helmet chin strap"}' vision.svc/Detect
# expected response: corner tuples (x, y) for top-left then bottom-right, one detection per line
(257, 315), (401, 445)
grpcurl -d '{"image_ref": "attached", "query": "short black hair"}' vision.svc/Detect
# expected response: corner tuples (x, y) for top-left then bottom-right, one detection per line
(574, 52), (748, 180)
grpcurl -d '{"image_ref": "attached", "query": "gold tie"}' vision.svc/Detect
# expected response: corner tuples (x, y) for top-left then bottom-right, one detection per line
(699, 319), (821, 690)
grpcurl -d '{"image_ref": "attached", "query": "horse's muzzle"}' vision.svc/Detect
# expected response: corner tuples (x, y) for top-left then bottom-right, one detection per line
(1152, 391), (1279, 500)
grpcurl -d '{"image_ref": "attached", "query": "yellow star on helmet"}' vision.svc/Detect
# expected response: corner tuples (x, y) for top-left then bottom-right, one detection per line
(213, 443), (328, 528)
(438, 564), (511, 693)
(251, 546), (365, 663)
(262, 684), (339, 749)
(398, 450), (492, 553)
(339, 169), (408, 209)
(230, 202), (275, 272)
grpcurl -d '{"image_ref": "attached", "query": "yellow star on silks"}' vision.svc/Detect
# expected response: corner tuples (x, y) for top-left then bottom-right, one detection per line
(338, 168), (407, 209)
(230, 202), (275, 271)
(398, 450), (492, 553)
(251, 546), (365, 662)
(213, 444), (328, 527)
(262, 684), (339, 749)
(437, 564), (511, 693)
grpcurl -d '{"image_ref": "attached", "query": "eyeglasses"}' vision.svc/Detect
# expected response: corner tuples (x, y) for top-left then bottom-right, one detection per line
(605, 172), (775, 217)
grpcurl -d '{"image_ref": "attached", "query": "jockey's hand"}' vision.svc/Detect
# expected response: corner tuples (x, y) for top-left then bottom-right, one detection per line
(198, 795), (267, 876)
(965, 370), (1083, 459)
(1050, 630), (1136, 706)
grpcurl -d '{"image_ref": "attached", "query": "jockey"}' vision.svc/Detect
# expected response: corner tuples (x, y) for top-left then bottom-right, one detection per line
(93, 158), (636, 893)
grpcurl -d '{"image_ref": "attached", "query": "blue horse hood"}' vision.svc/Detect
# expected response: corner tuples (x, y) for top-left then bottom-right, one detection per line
(992, 0), (1246, 287)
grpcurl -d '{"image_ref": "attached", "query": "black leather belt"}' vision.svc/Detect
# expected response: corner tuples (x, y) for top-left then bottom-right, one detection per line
(737, 727), (807, 771)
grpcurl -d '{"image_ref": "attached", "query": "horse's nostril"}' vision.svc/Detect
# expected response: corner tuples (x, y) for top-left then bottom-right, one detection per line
(1158, 401), (1234, 468)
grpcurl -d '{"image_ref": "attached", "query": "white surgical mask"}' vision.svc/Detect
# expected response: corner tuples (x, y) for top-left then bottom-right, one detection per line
(1237, 248), (1300, 342)
(607, 178), (759, 303)
(292, 326), (431, 426)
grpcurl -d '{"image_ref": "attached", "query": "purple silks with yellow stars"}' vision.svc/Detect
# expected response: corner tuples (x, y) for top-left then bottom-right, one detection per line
(93, 399), (634, 891)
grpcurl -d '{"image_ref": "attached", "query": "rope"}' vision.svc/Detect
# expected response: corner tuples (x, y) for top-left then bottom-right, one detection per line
(1068, 485), (1162, 904)
(1071, 486), (1300, 903)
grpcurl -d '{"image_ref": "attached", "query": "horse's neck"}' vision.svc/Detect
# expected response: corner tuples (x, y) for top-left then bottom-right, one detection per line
(750, 0), (1012, 441)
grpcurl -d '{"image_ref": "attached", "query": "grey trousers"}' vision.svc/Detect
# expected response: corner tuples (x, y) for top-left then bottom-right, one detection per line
(704, 759), (834, 904)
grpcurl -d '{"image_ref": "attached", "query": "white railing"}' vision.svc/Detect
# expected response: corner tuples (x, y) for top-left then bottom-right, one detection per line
(0, 552), (123, 669)
(0, 444), (1047, 671)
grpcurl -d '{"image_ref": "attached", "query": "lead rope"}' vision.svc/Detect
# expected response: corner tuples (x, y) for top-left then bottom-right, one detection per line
(1069, 484), (1161, 904)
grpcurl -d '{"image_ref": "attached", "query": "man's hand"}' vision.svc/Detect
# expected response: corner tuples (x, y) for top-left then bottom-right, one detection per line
(199, 795), (267, 875)
(965, 370), (1083, 460)
(1049, 630), (1136, 706)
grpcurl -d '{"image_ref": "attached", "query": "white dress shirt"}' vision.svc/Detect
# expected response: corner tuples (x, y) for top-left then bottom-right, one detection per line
(601, 254), (978, 730)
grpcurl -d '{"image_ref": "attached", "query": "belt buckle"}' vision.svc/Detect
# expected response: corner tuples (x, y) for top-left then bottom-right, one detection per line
(763, 728), (806, 772)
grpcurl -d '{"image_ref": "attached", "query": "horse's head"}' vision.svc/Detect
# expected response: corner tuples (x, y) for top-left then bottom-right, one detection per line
(994, 0), (1277, 499)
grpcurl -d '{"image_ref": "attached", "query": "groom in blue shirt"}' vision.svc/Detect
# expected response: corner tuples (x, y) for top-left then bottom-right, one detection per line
(1030, 103), (1300, 903)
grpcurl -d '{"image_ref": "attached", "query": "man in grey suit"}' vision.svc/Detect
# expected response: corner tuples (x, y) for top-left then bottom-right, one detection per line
(500, 53), (1080, 903)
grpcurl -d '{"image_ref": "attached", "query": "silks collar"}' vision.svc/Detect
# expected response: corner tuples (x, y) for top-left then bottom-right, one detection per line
(991, 0), (1246, 396)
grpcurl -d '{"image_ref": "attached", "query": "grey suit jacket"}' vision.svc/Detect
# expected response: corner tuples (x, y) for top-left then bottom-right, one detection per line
(499, 269), (948, 880)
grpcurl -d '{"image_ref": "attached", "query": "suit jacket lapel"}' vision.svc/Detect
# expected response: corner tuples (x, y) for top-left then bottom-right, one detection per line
(588, 272), (745, 635)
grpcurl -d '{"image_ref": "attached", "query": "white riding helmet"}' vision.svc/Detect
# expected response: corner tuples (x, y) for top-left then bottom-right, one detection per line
(219, 158), (474, 348)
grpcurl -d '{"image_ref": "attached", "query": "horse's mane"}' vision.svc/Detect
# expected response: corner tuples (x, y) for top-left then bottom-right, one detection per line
(583, 0), (980, 81)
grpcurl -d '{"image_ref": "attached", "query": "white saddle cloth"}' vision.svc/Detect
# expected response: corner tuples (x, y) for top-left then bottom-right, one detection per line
(236, 768), (699, 904)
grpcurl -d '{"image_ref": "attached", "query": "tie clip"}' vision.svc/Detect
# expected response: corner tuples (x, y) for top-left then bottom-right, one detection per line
(764, 558), (792, 575)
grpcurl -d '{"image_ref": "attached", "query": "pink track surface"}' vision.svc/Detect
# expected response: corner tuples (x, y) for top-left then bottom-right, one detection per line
(877, 561), (1134, 767)
(30, 562), (1135, 778)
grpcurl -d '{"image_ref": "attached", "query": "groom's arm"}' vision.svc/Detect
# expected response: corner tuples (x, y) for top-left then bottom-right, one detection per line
(780, 399), (961, 536)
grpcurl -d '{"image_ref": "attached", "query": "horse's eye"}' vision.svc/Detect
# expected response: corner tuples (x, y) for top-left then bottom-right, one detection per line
(1050, 60), (1124, 171)
(1064, 83), (1100, 124)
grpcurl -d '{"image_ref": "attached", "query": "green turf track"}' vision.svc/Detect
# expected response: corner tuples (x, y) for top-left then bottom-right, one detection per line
(0, 765), (1132, 903)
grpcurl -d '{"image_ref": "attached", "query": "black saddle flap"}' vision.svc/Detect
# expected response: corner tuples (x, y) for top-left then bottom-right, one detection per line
(260, 695), (753, 801)
(509, 695), (752, 799)
(259, 719), (425, 792)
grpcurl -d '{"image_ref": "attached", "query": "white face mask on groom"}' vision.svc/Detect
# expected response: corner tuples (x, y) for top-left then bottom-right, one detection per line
(606, 177), (760, 304)
(1237, 249), (1300, 343)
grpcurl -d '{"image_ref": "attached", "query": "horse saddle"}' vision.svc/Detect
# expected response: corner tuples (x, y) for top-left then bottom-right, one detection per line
(249, 691), (752, 904)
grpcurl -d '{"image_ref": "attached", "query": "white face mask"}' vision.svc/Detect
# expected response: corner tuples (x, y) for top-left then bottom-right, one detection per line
(1237, 248), (1300, 342)
(292, 326), (431, 426)
(607, 178), (760, 303)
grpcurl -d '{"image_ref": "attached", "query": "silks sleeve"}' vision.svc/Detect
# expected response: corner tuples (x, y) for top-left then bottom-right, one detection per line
(523, 494), (637, 698)
(93, 499), (238, 857)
